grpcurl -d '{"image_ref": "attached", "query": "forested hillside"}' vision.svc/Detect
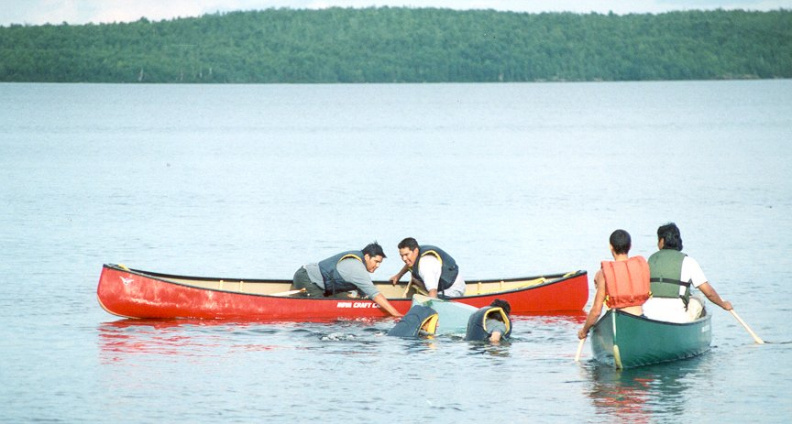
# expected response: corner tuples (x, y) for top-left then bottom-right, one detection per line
(1, 7), (789, 83)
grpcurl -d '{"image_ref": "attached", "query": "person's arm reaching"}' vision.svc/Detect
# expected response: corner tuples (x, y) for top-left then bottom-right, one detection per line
(337, 259), (403, 317)
(372, 293), (403, 317)
(390, 264), (409, 285)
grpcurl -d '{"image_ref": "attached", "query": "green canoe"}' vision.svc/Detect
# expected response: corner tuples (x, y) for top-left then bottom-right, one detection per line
(590, 308), (712, 369)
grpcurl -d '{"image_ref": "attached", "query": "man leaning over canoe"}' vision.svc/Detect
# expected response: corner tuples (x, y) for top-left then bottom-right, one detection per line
(291, 242), (403, 317)
(578, 229), (651, 340)
(389, 237), (467, 298)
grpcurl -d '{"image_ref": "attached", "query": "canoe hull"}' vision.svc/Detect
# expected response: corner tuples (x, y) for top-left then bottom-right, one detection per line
(411, 294), (478, 335)
(590, 309), (712, 369)
(97, 264), (588, 320)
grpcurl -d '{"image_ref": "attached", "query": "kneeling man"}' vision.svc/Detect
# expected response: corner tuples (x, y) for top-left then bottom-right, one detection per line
(292, 242), (402, 317)
(390, 237), (466, 298)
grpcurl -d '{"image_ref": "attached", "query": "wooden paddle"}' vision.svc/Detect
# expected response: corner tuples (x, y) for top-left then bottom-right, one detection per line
(402, 279), (429, 297)
(402, 279), (413, 297)
(730, 309), (764, 344)
(271, 288), (306, 297)
(575, 338), (585, 362)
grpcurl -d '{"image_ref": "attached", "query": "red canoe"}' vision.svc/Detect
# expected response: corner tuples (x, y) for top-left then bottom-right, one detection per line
(97, 264), (589, 320)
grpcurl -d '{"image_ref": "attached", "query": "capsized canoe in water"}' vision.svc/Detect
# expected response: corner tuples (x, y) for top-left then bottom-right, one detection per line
(410, 294), (478, 335)
(389, 295), (512, 340)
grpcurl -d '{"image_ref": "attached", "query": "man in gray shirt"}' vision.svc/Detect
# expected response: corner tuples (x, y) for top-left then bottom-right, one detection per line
(292, 242), (403, 317)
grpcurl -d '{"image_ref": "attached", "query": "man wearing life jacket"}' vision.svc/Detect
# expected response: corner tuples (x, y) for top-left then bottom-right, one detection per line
(291, 242), (403, 317)
(578, 229), (650, 340)
(642, 223), (732, 323)
(389, 237), (466, 298)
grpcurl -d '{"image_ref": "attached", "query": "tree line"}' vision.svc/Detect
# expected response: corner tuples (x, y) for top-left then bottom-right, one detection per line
(0, 7), (789, 83)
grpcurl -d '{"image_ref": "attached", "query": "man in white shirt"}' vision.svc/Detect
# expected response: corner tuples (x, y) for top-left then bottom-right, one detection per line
(643, 223), (733, 323)
(389, 237), (466, 298)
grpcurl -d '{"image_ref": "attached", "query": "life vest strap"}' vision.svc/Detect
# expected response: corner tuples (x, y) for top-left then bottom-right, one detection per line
(338, 254), (363, 263)
(419, 314), (439, 336)
(650, 277), (691, 287)
(650, 278), (692, 309)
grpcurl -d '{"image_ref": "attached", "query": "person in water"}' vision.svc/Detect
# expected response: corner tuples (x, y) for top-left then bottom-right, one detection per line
(291, 242), (402, 317)
(642, 223), (733, 323)
(484, 299), (511, 343)
(389, 237), (466, 298)
(464, 299), (512, 343)
(578, 229), (651, 340)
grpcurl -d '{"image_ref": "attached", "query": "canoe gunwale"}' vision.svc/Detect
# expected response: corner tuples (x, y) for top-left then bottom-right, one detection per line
(102, 263), (586, 300)
(97, 264), (589, 319)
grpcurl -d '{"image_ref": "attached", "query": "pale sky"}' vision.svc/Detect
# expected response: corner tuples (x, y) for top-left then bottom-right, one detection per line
(1, 0), (789, 26)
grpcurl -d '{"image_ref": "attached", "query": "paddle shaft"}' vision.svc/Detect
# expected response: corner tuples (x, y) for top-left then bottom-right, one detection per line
(730, 309), (764, 344)
(271, 288), (306, 297)
(402, 279), (412, 297)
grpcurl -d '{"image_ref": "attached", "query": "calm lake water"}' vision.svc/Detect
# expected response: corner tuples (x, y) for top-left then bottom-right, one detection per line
(1, 81), (791, 423)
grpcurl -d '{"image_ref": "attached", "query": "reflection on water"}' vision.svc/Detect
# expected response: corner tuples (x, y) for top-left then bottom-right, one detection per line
(584, 356), (707, 422)
(467, 342), (512, 358)
(100, 320), (209, 358)
(98, 319), (316, 362)
(98, 317), (521, 364)
(98, 318), (408, 363)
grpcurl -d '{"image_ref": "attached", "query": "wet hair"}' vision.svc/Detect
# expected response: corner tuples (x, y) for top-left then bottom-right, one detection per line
(609, 229), (632, 255)
(490, 299), (511, 316)
(362, 242), (386, 258)
(397, 237), (419, 251)
(657, 222), (683, 251)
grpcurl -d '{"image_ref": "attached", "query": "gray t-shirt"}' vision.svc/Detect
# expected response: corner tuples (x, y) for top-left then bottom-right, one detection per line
(485, 318), (507, 336)
(303, 258), (379, 299)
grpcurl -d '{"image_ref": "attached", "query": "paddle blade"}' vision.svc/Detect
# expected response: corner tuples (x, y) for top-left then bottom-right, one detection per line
(575, 338), (585, 362)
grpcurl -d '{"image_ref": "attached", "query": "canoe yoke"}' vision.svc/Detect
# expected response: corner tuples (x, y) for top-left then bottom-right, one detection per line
(469, 277), (546, 295)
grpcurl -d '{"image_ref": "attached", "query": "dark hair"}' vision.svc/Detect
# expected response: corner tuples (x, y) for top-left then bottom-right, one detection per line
(397, 237), (419, 251)
(609, 229), (631, 255)
(657, 222), (683, 251)
(490, 299), (511, 316)
(362, 241), (386, 258)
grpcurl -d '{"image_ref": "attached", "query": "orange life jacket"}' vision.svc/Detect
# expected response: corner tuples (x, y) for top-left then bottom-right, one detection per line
(601, 256), (651, 309)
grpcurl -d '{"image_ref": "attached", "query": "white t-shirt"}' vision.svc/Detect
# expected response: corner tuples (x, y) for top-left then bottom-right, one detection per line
(417, 255), (466, 297)
(680, 256), (708, 288)
(643, 255), (708, 323)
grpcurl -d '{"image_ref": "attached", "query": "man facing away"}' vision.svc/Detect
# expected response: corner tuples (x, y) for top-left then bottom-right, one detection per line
(642, 222), (732, 323)
(292, 242), (403, 317)
(389, 237), (467, 298)
(578, 229), (651, 340)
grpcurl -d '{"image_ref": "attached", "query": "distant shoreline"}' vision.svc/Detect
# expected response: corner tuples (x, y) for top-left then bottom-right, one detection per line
(2, 8), (790, 83)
